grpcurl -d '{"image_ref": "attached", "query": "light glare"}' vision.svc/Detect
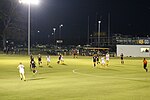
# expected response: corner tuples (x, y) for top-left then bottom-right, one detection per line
(19, 0), (40, 5)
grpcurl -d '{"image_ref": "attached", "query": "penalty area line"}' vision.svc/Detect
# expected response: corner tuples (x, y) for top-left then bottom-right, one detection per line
(72, 69), (150, 81)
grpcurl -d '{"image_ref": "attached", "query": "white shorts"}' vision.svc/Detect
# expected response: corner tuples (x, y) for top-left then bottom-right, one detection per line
(19, 71), (24, 74)
(47, 60), (50, 62)
(101, 61), (105, 65)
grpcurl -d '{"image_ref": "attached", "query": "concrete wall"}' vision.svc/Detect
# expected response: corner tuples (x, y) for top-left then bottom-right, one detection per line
(117, 45), (150, 57)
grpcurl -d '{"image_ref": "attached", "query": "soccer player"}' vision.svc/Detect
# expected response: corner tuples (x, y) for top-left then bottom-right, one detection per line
(37, 54), (42, 66)
(101, 55), (105, 67)
(30, 55), (34, 70)
(57, 54), (64, 64)
(96, 55), (100, 64)
(93, 55), (97, 67)
(31, 60), (37, 75)
(143, 58), (148, 72)
(106, 53), (110, 66)
(72, 49), (78, 58)
(30, 53), (33, 60)
(120, 53), (124, 64)
(46, 55), (51, 66)
(17, 62), (26, 81)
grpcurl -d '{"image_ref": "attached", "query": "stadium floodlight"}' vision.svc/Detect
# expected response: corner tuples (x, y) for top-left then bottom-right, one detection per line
(19, 0), (40, 55)
(53, 28), (56, 45)
(98, 21), (101, 47)
(59, 24), (63, 39)
(19, 0), (40, 5)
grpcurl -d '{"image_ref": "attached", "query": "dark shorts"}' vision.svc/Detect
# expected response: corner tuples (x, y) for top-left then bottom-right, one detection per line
(38, 58), (41, 61)
(121, 57), (123, 60)
(144, 64), (147, 68)
(32, 64), (36, 68)
(97, 59), (99, 61)
(93, 59), (96, 62)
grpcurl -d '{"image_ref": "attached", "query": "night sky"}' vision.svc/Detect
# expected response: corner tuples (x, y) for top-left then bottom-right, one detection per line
(29, 0), (150, 45)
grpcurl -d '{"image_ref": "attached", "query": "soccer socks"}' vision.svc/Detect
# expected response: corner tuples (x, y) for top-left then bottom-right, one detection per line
(20, 74), (26, 81)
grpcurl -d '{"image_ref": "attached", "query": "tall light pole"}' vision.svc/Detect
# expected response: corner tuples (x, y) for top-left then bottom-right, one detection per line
(53, 28), (56, 45)
(98, 21), (101, 47)
(87, 16), (90, 45)
(28, 3), (31, 55)
(59, 24), (63, 39)
(108, 13), (111, 46)
(19, 0), (39, 55)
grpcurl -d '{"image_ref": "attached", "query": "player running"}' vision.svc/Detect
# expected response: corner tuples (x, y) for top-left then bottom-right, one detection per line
(46, 55), (51, 66)
(57, 54), (64, 64)
(17, 62), (26, 81)
(96, 55), (100, 64)
(93, 55), (97, 67)
(72, 49), (78, 58)
(30, 55), (34, 70)
(143, 58), (148, 72)
(31, 60), (37, 75)
(101, 55), (105, 67)
(106, 53), (110, 66)
(120, 53), (124, 64)
(37, 54), (42, 66)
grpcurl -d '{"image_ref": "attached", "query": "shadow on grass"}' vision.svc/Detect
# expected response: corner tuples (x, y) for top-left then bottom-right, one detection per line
(27, 77), (46, 81)
(99, 67), (120, 71)
(60, 63), (68, 66)
(39, 65), (43, 67)
(124, 78), (150, 82)
(48, 66), (53, 68)
(38, 71), (54, 75)
(112, 65), (125, 68)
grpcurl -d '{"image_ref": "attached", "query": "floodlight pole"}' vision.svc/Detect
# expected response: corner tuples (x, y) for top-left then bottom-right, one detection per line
(53, 28), (56, 45)
(19, 0), (39, 55)
(98, 21), (101, 47)
(59, 24), (63, 39)
(28, 3), (31, 55)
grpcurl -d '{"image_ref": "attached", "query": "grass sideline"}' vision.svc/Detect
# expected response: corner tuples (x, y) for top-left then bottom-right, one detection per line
(0, 54), (150, 100)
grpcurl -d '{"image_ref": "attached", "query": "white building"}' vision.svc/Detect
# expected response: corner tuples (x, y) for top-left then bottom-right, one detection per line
(117, 45), (150, 57)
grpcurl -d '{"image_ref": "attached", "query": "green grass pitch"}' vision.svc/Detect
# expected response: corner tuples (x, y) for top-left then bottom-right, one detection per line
(0, 54), (150, 100)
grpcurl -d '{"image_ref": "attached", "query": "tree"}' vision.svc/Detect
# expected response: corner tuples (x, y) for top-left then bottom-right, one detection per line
(0, 0), (27, 49)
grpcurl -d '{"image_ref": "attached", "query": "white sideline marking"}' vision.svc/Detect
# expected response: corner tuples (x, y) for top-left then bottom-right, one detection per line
(72, 69), (150, 81)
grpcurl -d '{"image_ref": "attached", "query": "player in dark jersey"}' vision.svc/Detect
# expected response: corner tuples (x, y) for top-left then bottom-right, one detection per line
(72, 49), (78, 58)
(30, 53), (34, 70)
(30, 53), (33, 60)
(37, 54), (42, 66)
(93, 55), (97, 67)
(120, 53), (124, 64)
(96, 55), (100, 64)
(57, 54), (64, 64)
(31, 60), (37, 74)
(30, 56), (34, 70)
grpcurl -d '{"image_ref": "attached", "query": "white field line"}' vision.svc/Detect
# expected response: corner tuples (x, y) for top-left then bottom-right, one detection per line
(72, 69), (150, 81)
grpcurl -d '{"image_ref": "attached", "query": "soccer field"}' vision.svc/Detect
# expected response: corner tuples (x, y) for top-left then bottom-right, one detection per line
(0, 54), (150, 100)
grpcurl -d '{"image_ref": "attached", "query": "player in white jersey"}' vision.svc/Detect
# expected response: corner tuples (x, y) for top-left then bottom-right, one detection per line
(101, 56), (105, 67)
(106, 53), (110, 66)
(17, 62), (26, 81)
(46, 55), (51, 66)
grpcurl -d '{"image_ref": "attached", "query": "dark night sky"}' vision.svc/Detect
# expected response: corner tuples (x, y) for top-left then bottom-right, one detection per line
(28, 0), (150, 44)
